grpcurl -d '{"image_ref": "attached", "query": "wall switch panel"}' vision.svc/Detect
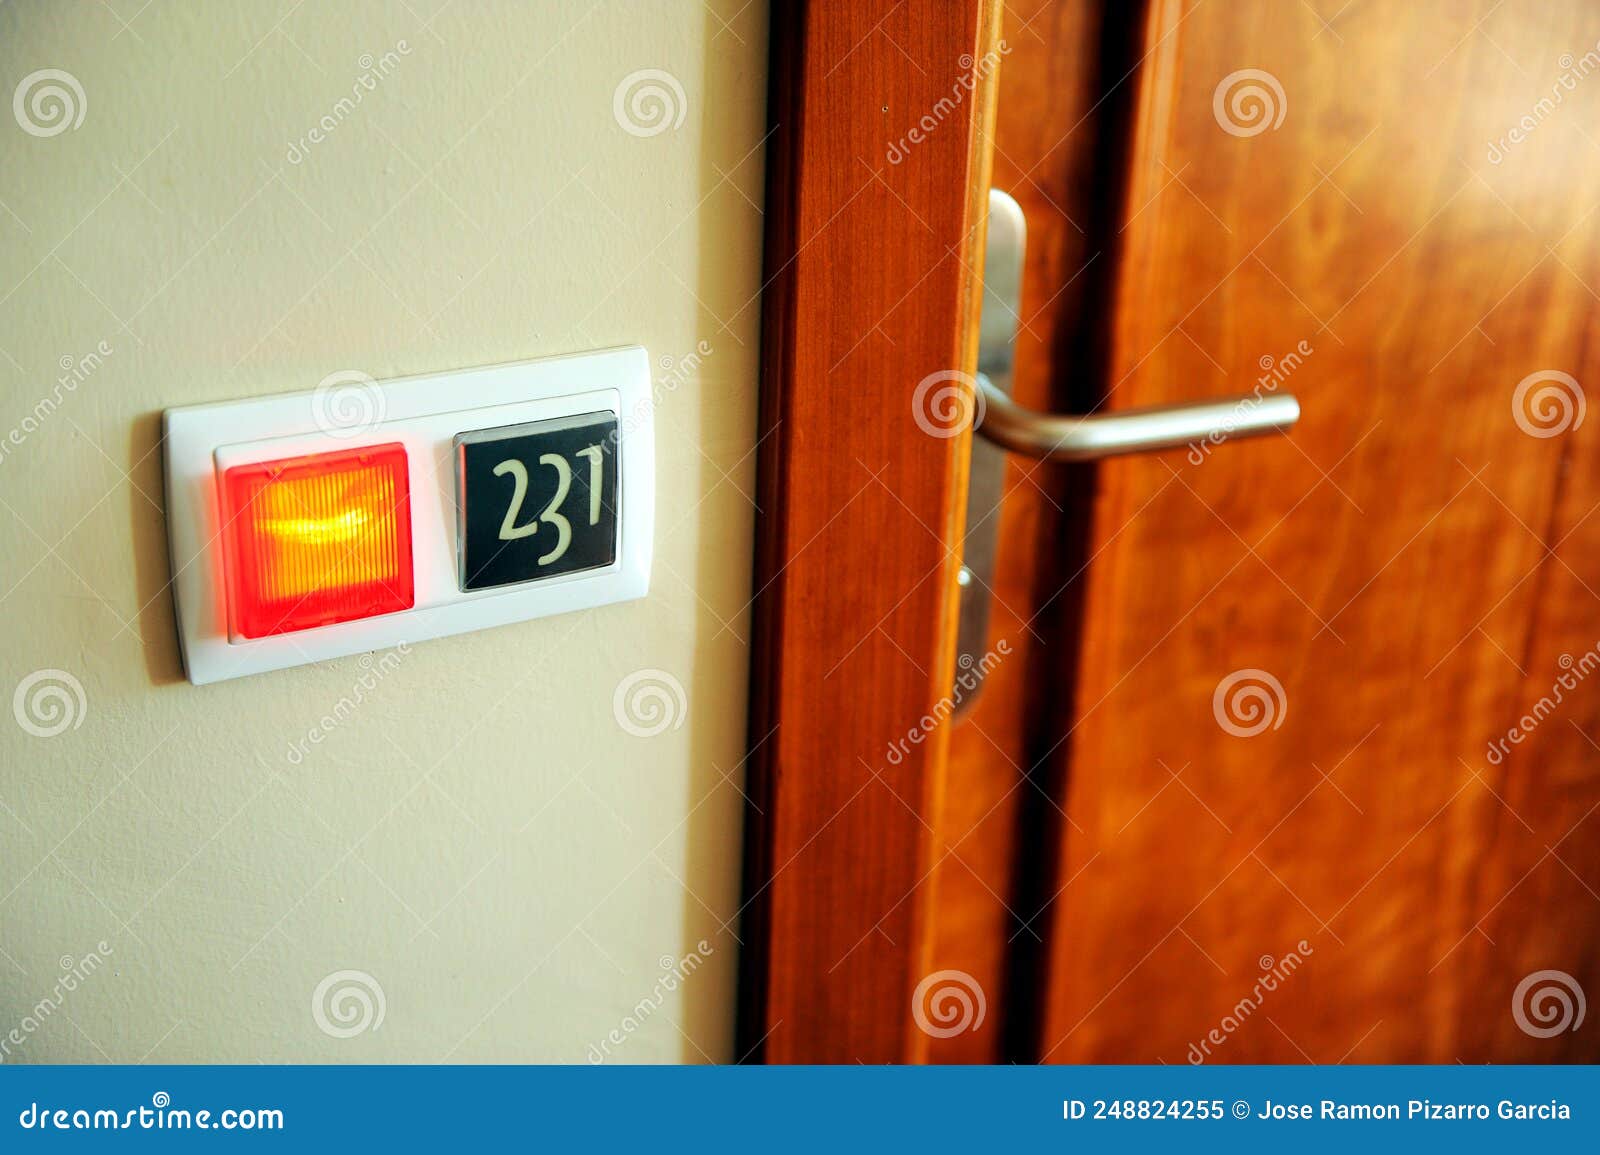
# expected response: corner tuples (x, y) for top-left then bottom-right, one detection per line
(162, 346), (654, 685)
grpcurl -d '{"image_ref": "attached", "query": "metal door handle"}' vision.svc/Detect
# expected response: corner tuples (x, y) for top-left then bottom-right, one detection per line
(951, 190), (1302, 712)
(975, 375), (1300, 462)
(972, 189), (1301, 462)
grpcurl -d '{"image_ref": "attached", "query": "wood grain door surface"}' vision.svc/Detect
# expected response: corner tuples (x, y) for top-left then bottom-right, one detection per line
(932, 0), (1600, 1063)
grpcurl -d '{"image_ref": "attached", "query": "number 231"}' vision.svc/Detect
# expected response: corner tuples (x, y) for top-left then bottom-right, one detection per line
(492, 444), (604, 565)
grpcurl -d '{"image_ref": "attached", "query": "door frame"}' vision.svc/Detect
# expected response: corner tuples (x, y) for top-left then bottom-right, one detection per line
(736, 0), (1003, 1064)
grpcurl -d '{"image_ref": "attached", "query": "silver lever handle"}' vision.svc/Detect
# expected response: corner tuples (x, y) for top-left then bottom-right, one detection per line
(973, 189), (1300, 462)
(975, 375), (1300, 462)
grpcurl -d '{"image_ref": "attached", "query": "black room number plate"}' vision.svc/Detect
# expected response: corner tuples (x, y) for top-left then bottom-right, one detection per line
(455, 411), (620, 591)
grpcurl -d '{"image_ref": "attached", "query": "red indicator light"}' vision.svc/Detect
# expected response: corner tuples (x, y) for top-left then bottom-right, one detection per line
(220, 443), (414, 639)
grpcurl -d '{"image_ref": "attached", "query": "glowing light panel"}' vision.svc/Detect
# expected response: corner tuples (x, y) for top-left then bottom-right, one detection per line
(220, 443), (414, 639)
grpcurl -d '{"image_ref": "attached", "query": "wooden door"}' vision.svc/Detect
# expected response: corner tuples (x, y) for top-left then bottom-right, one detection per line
(933, 0), (1600, 1063)
(741, 0), (1600, 1064)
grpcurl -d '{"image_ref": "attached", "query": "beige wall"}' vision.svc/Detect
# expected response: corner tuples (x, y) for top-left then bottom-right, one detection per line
(0, 0), (765, 1062)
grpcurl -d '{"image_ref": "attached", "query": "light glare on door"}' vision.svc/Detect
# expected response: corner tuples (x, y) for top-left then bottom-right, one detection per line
(220, 443), (414, 639)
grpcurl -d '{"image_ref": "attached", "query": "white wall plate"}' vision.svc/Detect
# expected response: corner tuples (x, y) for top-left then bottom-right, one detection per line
(163, 346), (654, 685)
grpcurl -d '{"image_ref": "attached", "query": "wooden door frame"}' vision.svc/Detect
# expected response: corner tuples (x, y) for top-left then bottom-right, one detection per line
(736, 0), (1003, 1064)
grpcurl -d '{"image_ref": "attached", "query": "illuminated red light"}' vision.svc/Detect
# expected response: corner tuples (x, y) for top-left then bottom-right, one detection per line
(220, 443), (414, 639)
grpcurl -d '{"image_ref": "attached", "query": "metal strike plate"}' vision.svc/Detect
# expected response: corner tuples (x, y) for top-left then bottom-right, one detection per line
(953, 189), (1025, 716)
